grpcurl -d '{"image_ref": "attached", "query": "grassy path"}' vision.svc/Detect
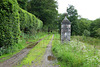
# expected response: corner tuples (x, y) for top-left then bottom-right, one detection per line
(15, 34), (59, 67)
(32, 34), (59, 67)
(0, 35), (48, 67)
(16, 34), (53, 67)
(0, 32), (47, 62)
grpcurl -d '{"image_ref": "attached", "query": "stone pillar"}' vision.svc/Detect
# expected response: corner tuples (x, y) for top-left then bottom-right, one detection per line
(61, 16), (71, 43)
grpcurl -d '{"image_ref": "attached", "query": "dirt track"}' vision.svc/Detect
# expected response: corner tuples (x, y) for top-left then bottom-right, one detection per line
(0, 35), (48, 67)
(31, 35), (59, 67)
(0, 35), (59, 67)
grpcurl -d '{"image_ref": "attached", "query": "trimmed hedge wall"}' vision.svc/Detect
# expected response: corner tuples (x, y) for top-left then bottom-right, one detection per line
(0, 0), (43, 47)
(19, 8), (43, 34)
(0, 0), (20, 47)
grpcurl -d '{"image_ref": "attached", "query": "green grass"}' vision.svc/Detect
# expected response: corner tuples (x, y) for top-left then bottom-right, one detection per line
(17, 34), (53, 67)
(53, 34), (60, 40)
(52, 34), (100, 67)
(0, 32), (47, 62)
(72, 36), (100, 46)
(0, 39), (27, 62)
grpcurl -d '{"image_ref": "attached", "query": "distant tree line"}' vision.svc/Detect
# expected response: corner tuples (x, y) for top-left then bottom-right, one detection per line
(15, 0), (100, 38)
(58, 5), (100, 38)
(17, 0), (58, 31)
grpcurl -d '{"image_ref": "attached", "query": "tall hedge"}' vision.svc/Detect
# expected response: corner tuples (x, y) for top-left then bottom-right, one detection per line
(0, 0), (43, 47)
(0, 0), (20, 47)
(19, 8), (43, 34)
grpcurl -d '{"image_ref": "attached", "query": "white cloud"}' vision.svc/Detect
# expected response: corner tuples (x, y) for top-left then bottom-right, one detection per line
(57, 0), (100, 20)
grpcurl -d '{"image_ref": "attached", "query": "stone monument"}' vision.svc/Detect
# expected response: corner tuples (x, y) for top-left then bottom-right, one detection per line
(61, 15), (71, 43)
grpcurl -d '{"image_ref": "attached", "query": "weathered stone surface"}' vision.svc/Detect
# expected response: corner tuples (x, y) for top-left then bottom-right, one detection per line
(61, 17), (71, 43)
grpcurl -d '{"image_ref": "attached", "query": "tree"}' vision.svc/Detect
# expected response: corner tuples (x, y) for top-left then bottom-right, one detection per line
(56, 13), (65, 33)
(90, 18), (100, 37)
(67, 5), (78, 35)
(17, 0), (28, 10)
(95, 28), (100, 38)
(77, 18), (92, 35)
(27, 0), (58, 30)
(83, 29), (90, 37)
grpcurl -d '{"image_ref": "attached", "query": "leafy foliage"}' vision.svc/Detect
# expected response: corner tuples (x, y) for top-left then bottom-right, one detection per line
(90, 18), (100, 38)
(67, 5), (78, 35)
(83, 30), (90, 37)
(19, 8), (43, 34)
(0, 0), (43, 47)
(66, 5), (93, 36)
(95, 28), (100, 37)
(17, 0), (28, 10)
(0, 0), (20, 47)
(27, 0), (58, 29)
(57, 14), (65, 33)
(77, 18), (92, 35)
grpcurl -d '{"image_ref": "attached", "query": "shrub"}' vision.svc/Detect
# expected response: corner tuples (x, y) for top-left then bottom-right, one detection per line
(19, 8), (43, 34)
(0, 0), (43, 47)
(83, 29), (90, 37)
(95, 28), (100, 38)
(0, 0), (20, 47)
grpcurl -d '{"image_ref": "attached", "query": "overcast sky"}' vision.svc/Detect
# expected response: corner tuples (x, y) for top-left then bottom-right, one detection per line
(57, 0), (100, 20)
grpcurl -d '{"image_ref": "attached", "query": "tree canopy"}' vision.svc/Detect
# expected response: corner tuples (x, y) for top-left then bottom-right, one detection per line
(17, 0), (28, 10)
(90, 18), (100, 38)
(67, 5), (78, 35)
(27, 0), (58, 28)
(77, 18), (92, 35)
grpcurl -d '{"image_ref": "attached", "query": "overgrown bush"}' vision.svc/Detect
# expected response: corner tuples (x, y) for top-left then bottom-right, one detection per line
(90, 18), (100, 38)
(17, 0), (27, 10)
(0, 0), (43, 47)
(83, 29), (90, 37)
(95, 28), (100, 38)
(19, 8), (43, 34)
(0, 0), (20, 47)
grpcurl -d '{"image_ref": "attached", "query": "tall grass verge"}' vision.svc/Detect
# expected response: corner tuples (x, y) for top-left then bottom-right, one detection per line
(72, 36), (100, 46)
(52, 35), (100, 67)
